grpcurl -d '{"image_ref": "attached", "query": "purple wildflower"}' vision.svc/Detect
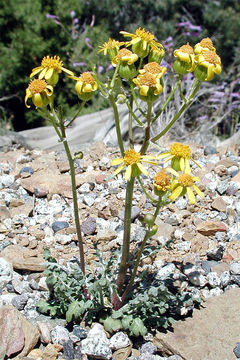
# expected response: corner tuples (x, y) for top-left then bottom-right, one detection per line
(70, 10), (76, 18)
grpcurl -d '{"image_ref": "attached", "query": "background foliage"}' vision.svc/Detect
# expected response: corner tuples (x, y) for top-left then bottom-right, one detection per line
(0, 0), (239, 136)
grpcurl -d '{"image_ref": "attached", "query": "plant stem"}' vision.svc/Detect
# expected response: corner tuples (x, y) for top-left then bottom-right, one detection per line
(128, 95), (134, 148)
(140, 101), (152, 155)
(137, 175), (157, 203)
(115, 177), (135, 296)
(120, 197), (162, 303)
(151, 80), (201, 143)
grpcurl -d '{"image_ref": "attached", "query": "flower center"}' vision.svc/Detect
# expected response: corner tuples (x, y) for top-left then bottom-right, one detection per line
(179, 44), (193, 54)
(170, 142), (191, 158)
(81, 72), (95, 85)
(41, 55), (63, 70)
(200, 37), (213, 50)
(144, 62), (162, 74)
(202, 50), (219, 64)
(117, 48), (133, 60)
(124, 149), (141, 165)
(154, 169), (170, 191)
(178, 174), (194, 187)
(139, 73), (156, 87)
(135, 27), (154, 42)
(28, 79), (47, 94)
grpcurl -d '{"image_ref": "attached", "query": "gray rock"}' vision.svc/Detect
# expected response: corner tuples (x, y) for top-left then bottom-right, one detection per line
(16, 155), (32, 164)
(83, 193), (97, 207)
(207, 272), (221, 288)
(52, 220), (69, 233)
(233, 342), (240, 358)
(81, 334), (112, 360)
(204, 145), (217, 155)
(0, 258), (13, 288)
(11, 294), (29, 310)
(51, 325), (70, 345)
(188, 271), (207, 287)
(201, 260), (219, 275)
(0, 175), (15, 189)
(155, 263), (176, 280)
(73, 325), (89, 339)
(220, 271), (231, 288)
(216, 181), (229, 195)
(81, 217), (97, 235)
(119, 206), (140, 222)
(230, 263), (240, 275)
(140, 342), (157, 354)
(19, 166), (34, 175)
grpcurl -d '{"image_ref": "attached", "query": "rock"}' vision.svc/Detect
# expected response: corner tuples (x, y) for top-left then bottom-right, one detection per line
(51, 325), (70, 345)
(153, 219), (175, 241)
(0, 257), (13, 288)
(11, 293), (29, 310)
(233, 342), (240, 358)
(72, 325), (89, 339)
(109, 331), (131, 350)
(52, 220), (69, 233)
(62, 339), (75, 360)
(19, 166), (34, 175)
(0, 205), (11, 220)
(0, 305), (39, 358)
(207, 244), (224, 261)
(81, 323), (112, 360)
(140, 342), (157, 354)
(230, 262), (240, 275)
(153, 288), (240, 360)
(81, 216), (97, 235)
(97, 228), (117, 242)
(196, 221), (227, 236)
(37, 321), (52, 344)
(207, 272), (221, 288)
(232, 171), (240, 183)
(204, 145), (217, 155)
(211, 197), (227, 212)
(119, 206), (141, 222)
(1, 244), (44, 271)
(112, 345), (132, 360)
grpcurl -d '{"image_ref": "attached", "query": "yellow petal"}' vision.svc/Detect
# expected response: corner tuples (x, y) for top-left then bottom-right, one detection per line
(61, 67), (74, 76)
(156, 152), (170, 159)
(187, 187), (196, 204)
(142, 155), (156, 160)
(45, 68), (54, 80)
(185, 159), (191, 174)
(169, 185), (183, 202)
(24, 88), (32, 108)
(206, 64), (214, 81)
(166, 167), (179, 177)
(125, 165), (132, 181)
(30, 67), (42, 78)
(192, 176), (201, 182)
(137, 162), (148, 176)
(113, 164), (125, 176)
(139, 85), (149, 96)
(180, 157), (185, 171)
(32, 93), (43, 107)
(39, 68), (47, 79)
(192, 184), (204, 199)
(111, 158), (124, 166)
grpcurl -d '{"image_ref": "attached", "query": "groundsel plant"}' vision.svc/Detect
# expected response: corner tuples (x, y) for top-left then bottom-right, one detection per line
(25, 28), (221, 333)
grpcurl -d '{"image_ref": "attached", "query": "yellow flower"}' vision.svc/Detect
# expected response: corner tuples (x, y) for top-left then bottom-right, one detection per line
(25, 79), (53, 108)
(154, 168), (171, 192)
(98, 38), (125, 60)
(156, 142), (192, 173)
(133, 72), (163, 101)
(111, 149), (157, 181)
(120, 27), (162, 58)
(194, 37), (215, 54)
(195, 50), (222, 81)
(70, 72), (98, 101)
(167, 169), (203, 205)
(173, 43), (195, 74)
(30, 55), (74, 85)
(112, 48), (138, 66)
(139, 62), (167, 79)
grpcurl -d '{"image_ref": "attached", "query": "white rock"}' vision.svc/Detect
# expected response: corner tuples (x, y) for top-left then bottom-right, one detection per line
(207, 272), (221, 288)
(220, 271), (231, 287)
(230, 262), (240, 275)
(0, 257), (13, 287)
(188, 272), (207, 287)
(156, 263), (176, 280)
(209, 287), (223, 297)
(109, 331), (131, 350)
(51, 325), (70, 345)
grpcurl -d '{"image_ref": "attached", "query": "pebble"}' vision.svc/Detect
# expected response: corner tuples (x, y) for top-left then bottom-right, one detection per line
(52, 220), (69, 233)
(81, 216), (97, 235)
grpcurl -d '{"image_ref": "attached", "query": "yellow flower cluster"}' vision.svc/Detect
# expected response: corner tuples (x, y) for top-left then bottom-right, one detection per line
(173, 37), (222, 81)
(111, 142), (203, 205)
(25, 55), (98, 108)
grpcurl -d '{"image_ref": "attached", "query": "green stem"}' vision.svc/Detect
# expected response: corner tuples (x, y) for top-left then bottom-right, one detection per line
(130, 82), (146, 117)
(152, 77), (179, 124)
(140, 101), (152, 155)
(115, 177), (135, 295)
(137, 175), (157, 203)
(151, 79), (201, 143)
(128, 95), (134, 148)
(125, 99), (144, 126)
(120, 197), (162, 303)
(109, 93), (125, 157)
(66, 101), (86, 127)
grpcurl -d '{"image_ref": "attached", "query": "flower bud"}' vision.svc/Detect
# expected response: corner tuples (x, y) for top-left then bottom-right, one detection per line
(144, 213), (155, 227)
(149, 224), (158, 236)
(117, 94), (127, 104)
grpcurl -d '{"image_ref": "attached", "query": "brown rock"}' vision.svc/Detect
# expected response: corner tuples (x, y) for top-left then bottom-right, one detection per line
(196, 221), (227, 236)
(191, 233), (209, 255)
(211, 262), (229, 276)
(37, 322), (52, 344)
(216, 158), (238, 168)
(0, 305), (39, 358)
(42, 343), (59, 360)
(2, 244), (44, 271)
(0, 205), (11, 220)
(154, 288), (240, 360)
(10, 203), (34, 217)
(211, 197), (227, 212)
(153, 219), (175, 240)
(9, 198), (25, 208)
(27, 348), (43, 359)
(112, 344), (132, 360)
(56, 160), (70, 173)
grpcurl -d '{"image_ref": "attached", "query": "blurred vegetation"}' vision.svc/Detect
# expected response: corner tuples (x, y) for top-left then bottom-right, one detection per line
(0, 0), (239, 134)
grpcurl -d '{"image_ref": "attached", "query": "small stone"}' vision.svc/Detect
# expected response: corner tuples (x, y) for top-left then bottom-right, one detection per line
(110, 332), (131, 350)
(19, 166), (34, 175)
(16, 155), (32, 164)
(211, 197), (227, 212)
(0, 257), (13, 288)
(34, 186), (49, 197)
(11, 294), (29, 310)
(155, 263), (176, 280)
(62, 339), (75, 360)
(140, 342), (157, 354)
(233, 342), (240, 358)
(73, 325), (89, 339)
(230, 263), (240, 275)
(81, 217), (97, 235)
(97, 228), (117, 242)
(51, 325), (70, 345)
(52, 221), (69, 233)
(207, 245), (224, 261)
(196, 221), (227, 236)
(204, 145), (217, 155)
(201, 260), (219, 275)
(207, 272), (221, 288)
(220, 271), (231, 287)
(188, 271), (207, 287)
(0, 205), (11, 220)
(37, 321), (52, 344)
